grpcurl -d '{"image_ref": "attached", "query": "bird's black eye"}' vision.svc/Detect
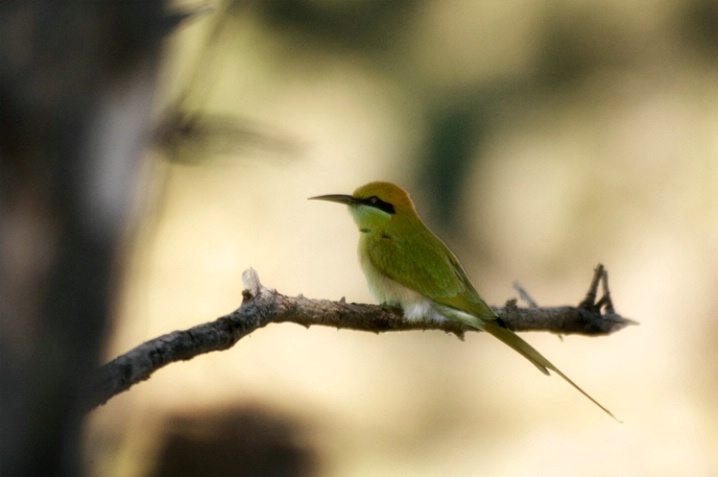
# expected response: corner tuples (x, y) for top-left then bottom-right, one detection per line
(370, 196), (378, 204)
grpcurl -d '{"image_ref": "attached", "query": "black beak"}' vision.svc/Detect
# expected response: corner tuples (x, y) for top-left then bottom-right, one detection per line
(308, 194), (356, 205)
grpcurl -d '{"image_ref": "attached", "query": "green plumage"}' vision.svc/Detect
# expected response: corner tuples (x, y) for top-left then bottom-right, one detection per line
(361, 210), (496, 321)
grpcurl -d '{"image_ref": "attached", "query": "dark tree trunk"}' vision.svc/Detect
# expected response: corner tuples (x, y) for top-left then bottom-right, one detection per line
(0, 2), (167, 475)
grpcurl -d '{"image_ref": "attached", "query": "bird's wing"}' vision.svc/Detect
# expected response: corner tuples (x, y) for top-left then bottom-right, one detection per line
(365, 225), (497, 321)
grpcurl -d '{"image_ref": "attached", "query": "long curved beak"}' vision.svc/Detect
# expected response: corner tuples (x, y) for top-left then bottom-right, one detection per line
(308, 194), (356, 205)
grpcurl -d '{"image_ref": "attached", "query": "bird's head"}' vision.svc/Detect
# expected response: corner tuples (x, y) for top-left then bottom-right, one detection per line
(310, 181), (418, 232)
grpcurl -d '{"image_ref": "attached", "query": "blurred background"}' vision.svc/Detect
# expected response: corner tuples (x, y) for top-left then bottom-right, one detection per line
(2, 1), (717, 476)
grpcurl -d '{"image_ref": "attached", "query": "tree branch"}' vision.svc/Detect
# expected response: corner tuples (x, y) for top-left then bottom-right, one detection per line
(85, 264), (634, 411)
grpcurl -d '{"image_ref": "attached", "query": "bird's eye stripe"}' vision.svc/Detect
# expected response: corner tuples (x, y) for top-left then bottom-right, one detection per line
(360, 196), (395, 214)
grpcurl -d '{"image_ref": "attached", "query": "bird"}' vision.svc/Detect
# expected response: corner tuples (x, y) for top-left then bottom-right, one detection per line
(311, 181), (616, 419)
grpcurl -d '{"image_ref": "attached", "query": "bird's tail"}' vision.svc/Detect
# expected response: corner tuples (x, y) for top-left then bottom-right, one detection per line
(482, 320), (618, 421)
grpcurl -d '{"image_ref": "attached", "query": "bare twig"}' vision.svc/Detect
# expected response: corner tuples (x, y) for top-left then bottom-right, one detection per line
(84, 266), (633, 411)
(579, 264), (605, 310)
(512, 281), (538, 307)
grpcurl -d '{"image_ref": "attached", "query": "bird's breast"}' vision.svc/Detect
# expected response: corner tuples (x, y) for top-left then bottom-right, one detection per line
(357, 241), (445, 323)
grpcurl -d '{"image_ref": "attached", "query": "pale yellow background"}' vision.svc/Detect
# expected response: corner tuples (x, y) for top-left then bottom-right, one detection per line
(87, 2), (718, 476)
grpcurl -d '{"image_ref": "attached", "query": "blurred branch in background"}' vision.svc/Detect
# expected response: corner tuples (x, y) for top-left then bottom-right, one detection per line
(153, 108), (300, 165)
(152, 0), (301, 166)
(87, 265), (632, 412)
